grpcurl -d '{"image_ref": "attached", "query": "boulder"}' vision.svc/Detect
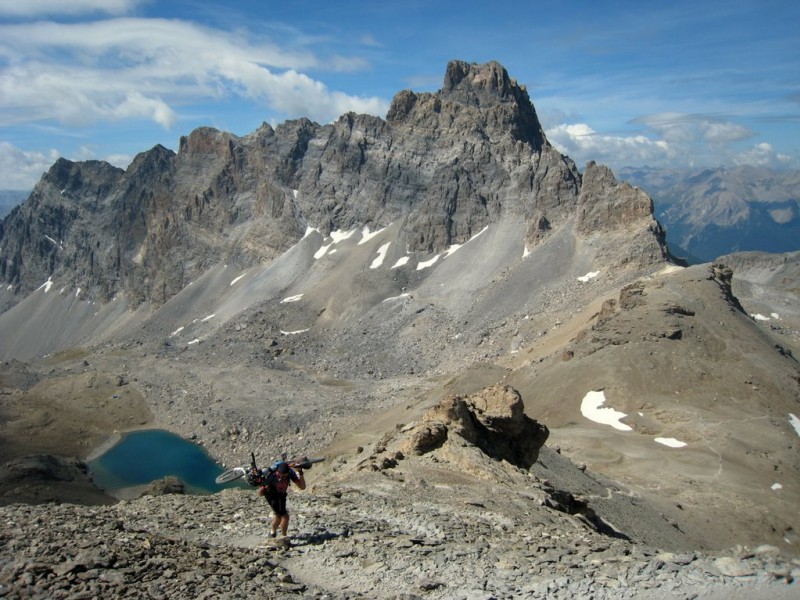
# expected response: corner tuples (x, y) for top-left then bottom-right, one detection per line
(141, 476), (185, 496)
(402, 384), (548, 468)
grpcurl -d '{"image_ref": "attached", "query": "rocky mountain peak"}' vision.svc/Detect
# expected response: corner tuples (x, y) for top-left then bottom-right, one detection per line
(40, 157), (123, 201)
(387, 60), (547, 149)
(0, 59), (667, 312)
(178, 126), (238, 157)
(124, 145), (176, 185)
(442, 59), (516, 102)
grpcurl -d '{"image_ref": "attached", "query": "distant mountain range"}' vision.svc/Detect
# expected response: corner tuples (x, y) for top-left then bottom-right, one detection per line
(619, 165), (800, 263)
(0, 190), (29, 219)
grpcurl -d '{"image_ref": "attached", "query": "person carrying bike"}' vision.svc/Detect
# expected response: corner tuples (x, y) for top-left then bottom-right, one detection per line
(258, 460), (306, 539)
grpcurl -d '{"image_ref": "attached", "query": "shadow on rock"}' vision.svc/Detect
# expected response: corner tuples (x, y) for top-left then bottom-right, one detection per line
(0, 454), (115, 506)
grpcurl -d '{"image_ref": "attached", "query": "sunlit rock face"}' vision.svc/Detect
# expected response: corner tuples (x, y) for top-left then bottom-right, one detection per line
(0, 60), (667, 312)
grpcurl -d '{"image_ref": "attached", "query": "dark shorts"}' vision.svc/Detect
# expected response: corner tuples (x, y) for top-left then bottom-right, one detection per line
(266, 490), (288, 517)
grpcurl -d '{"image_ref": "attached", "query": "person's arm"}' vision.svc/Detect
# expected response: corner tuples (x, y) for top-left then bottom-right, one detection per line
(293, 468), (306, 490)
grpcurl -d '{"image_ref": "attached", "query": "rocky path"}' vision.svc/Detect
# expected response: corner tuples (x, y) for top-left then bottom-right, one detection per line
(1, 481), (798, 600)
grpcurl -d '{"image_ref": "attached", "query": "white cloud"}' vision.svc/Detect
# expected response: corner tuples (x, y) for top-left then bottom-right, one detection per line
(0, 142), (59, 190)
(734, 142), (793, 167)
(0, 17), (389, 131)
(547, 122), (672, 168)
(634, 113), (753, 146)
(359, 34), (382, 48)
(0, 0), (142, 17)
(0, 142), (135, 189)
(547, 112), (796, 170)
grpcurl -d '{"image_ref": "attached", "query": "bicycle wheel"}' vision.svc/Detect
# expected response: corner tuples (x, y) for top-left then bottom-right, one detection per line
(215, 467), (246, 484)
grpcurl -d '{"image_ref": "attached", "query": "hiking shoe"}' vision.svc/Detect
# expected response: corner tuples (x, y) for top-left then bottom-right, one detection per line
(270, 530), (277, 538)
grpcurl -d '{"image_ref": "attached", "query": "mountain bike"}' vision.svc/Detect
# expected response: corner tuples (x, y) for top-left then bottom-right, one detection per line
(215, 452), (324, 485)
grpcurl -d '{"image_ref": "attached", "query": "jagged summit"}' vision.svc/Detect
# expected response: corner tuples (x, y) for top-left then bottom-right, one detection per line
(387, 59), (548, 149)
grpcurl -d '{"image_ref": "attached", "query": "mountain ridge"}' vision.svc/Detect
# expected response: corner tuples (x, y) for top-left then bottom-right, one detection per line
(0, 59), (667, 313)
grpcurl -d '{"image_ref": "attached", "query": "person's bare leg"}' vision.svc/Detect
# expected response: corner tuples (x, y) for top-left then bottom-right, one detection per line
(281, 514), (290, 536)
(271, 514), (280, 537)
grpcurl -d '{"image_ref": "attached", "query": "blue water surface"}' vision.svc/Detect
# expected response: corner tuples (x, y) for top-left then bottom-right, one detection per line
(88, 429), (235, 494)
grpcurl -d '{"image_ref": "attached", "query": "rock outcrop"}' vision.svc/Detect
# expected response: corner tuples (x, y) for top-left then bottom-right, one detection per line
(401, 384), (548, 469)
(0, 454), (114, 506)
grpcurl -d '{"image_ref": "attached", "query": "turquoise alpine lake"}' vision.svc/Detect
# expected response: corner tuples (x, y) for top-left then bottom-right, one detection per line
(88, 429), (238, 494)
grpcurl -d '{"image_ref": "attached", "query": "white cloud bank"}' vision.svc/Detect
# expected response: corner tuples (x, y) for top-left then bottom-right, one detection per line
(0, 0), (142, 17)
(0, 17), (388, 131)
(548, 123), (671, 168)
(0, 142), (59, 190)
(547, 113), (795, 171)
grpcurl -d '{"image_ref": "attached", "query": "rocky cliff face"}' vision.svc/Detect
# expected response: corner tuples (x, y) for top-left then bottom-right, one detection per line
(0, 60), (667, 311)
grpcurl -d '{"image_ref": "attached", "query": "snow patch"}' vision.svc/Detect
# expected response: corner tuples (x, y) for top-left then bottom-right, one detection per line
(281, 294), (304, 303)
(170, 326), (184, 337)
(358, 225), (386, 245)
(45, 235), (63, 250)
(471, 226), (489, 240)
(417, 254), (441, 270)
(751, 313), (769, 321)
(789, 413), (800, 438)
(580, 390), (632, 431)
(330, 229), (356, 244)
(382, 293), (410, 303)
(314, 228), (357, 259)
(770, 312), (780, 320)
(187, 338), (201, 345)
(230, 274), (246, 286)
(201, 314), (216, 322)
(280, 329), (309, 335)
(37, 277), (54, 293)
(314, 243), (334, 259)
(444, 243), (462, 257)
(523, 246), (531, 258)
(391, 256), (410, 269)
(655, 437), (687, 448)
(371, 242), (391, 269)
(771, 483), (783, 491)
(416, 227), (487, 270)
(578, 271), (600, 283)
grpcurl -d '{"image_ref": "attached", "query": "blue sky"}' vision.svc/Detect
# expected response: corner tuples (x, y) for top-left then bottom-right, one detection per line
(1, 0), (798, 190)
